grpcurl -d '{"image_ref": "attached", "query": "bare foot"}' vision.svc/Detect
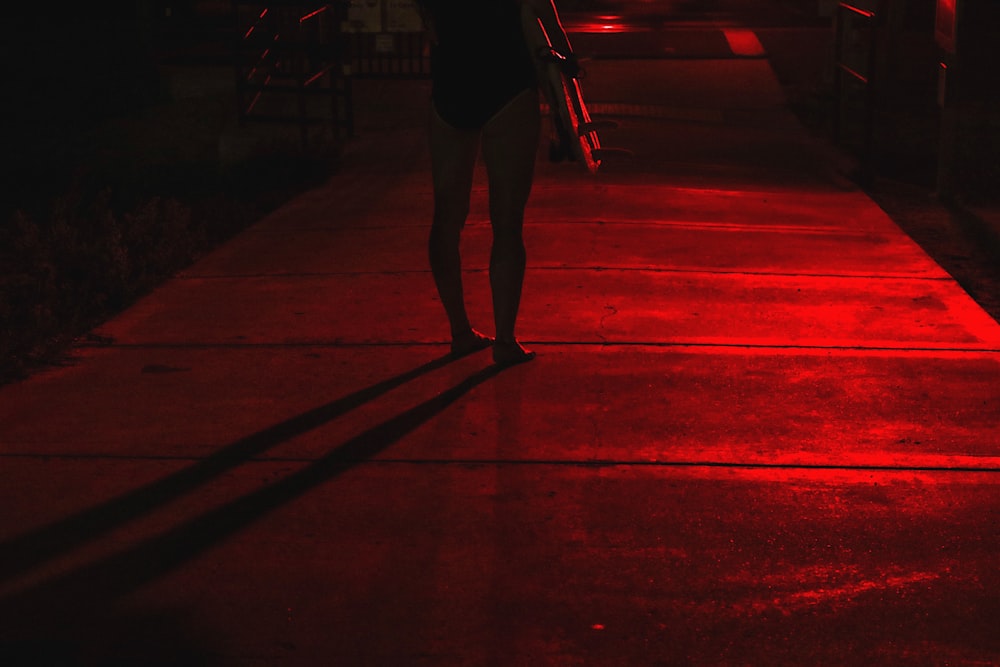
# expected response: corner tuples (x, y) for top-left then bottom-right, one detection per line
(451, 329), (494, 358)
(493, 340), (535, 366)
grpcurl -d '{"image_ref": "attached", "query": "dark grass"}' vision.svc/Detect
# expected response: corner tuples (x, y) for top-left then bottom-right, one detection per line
(0, 147), (336, 386)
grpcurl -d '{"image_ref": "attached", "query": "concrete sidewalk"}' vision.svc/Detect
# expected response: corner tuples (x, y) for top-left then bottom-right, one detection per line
(2, 54), (999, 665)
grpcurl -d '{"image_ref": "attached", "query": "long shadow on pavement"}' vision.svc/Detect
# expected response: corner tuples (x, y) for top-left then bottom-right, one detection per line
(0, 358), (503, 648)
(0, 351), (487, 586)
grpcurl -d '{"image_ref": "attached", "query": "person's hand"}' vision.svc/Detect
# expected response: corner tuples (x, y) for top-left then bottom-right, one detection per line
(539, 46), (581, 79)
(561, 51), (581, 78)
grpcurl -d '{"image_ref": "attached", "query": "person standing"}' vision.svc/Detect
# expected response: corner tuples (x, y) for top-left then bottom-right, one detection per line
(418, 0), (573, 366)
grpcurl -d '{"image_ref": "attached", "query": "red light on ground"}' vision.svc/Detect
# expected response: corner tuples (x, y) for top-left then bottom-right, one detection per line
(574, 21), (628, 34)
(723, 29), (766, 57)
(936, 0), (957, 52)
(568, 16), (651, 34)
(569, 15), (626, 33)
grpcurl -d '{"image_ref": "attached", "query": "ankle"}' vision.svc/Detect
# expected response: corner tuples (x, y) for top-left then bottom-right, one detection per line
(492, 340), (535, 366)
(451, 324), (474, 339)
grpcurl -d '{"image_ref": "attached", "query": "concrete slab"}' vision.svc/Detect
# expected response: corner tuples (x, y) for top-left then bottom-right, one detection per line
(516, 270), (1000, 349)
(182, 220), (948, 279)
(571, 28), (737, 59)
(252, 182), (911, 234)
(584, 60), (788, 111)
(529, 59), (839, 185)
(1, 347), (997, 468)
(92, 269), (1000, 350)
(1, 460), (997, 665)
(587, 116), (836, 182)
(523, 184), (906, 232)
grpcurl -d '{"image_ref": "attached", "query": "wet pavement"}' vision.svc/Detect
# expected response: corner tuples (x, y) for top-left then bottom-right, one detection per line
(1, 18), (999, 667)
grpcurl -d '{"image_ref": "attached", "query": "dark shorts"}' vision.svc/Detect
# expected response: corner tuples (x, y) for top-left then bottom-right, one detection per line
(432, 81), (535, 130)
(427, 3), (538, 131)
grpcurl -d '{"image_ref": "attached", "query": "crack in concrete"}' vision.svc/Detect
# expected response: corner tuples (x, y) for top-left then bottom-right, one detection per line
(598, 304), (620, 342)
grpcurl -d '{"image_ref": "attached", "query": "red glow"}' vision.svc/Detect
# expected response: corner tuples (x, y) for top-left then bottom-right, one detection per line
(569, 16), (638, 34)
(723, 29), (766, 57)
(301, 6), (328, 23)
(244, 8), (270, 39)
(936, 0), (957, 51)
(574, 22), (629, 33)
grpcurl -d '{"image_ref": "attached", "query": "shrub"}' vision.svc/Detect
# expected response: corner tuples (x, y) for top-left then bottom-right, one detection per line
(0, 189), (198, 380)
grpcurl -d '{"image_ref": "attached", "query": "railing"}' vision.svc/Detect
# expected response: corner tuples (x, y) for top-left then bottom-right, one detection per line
(329, 1), (430, 134)
(332, 0), (430, 78)
(233, 2), (430, 144)
(234, 2), (351, 148)
(340, 31), (429, 77)
(832, 1), (882, 184)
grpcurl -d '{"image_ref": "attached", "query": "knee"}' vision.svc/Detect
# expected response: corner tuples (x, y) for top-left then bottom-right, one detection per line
(490, 205), (526, 244)
(491, 227), (525, 259)
(488, 180), (532, 227)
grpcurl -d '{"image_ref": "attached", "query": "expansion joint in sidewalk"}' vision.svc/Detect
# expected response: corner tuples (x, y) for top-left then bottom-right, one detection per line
(75, 341), (1000, 355)
(3, 452), (997, 475)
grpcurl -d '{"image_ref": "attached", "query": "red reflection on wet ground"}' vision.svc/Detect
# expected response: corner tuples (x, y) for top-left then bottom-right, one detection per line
(566, 16), (650, 33)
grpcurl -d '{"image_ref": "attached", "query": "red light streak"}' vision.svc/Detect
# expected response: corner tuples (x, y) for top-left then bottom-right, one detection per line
(301, 6), (328, 23)
(246, 47), (273, 82)
(575, 22), (629, 33)
(569, 16), (646, 34)
(304, 68), (328, 86)
(247, 74), (272, 114)
(244, 8), (270, 40)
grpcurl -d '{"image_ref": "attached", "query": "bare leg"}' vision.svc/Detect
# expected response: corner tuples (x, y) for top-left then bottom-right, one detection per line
(428, 106), (492, 355)
(481, 89), (541, 364)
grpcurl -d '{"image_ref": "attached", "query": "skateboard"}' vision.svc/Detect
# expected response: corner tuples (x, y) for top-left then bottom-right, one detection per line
(521, 4), (620, 174)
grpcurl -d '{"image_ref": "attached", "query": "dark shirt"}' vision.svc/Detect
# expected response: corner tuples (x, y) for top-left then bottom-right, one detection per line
(422, 0), (537, 129)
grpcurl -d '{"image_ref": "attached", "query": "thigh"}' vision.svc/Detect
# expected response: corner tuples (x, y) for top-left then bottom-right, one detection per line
(429, 106), (481, 221)
(481, 89), (541, 224)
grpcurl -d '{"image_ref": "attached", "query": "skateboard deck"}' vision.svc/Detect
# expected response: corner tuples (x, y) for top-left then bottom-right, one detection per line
(521, 5), (605, 174)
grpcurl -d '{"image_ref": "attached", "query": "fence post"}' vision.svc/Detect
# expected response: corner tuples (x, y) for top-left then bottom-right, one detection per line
(832, 1), (882, 186)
